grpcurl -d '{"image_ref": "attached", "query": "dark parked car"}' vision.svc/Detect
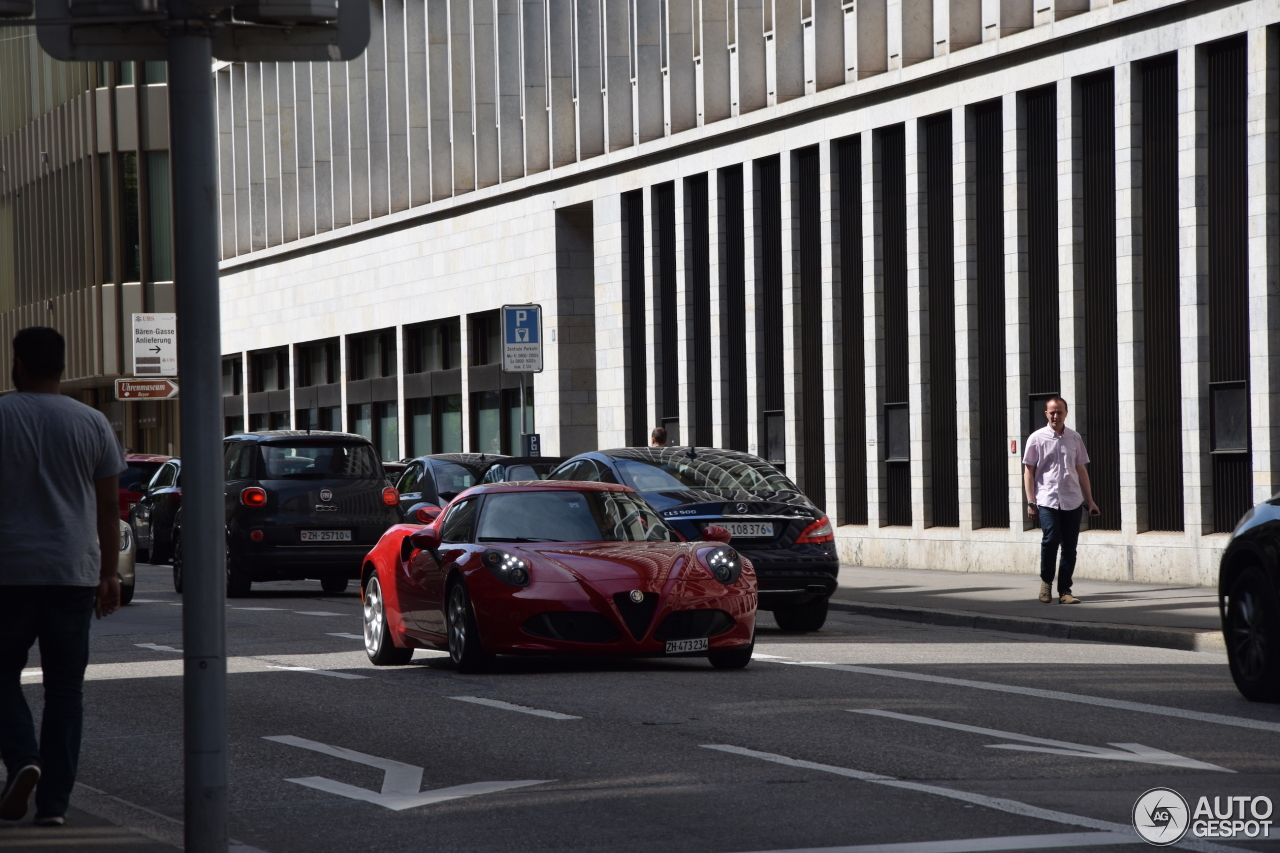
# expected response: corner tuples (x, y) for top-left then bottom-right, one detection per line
(1218, 499), (1280, 702)
(382, 460), (409, 484)
(392, 453), (506, 518)
(130, 457), (182, 564)
(119, 453), (171, 521)
(479, 456), (565, 484)
(171, 431), (401, 597)
(550, 447), (837, 632)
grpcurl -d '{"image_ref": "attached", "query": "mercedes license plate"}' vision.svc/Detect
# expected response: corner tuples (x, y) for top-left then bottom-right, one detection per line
(665, 638), (709, 654)
(300, 530), (352, 543)
(722, 521), (774, 538)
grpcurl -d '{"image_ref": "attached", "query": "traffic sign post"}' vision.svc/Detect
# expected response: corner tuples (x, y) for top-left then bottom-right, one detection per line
(502, 305), (543, 456)
(132, 313), (178, 376)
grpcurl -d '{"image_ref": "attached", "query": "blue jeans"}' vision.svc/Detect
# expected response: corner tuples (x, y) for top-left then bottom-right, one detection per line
(1038, 505), (1082, 596)
(0, 585), (96, 818)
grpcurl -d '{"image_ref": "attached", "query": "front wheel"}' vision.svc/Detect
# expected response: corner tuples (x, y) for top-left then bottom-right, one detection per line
(708, 637), (754, 670)
(1226, 566), (1280, 702)
(773, 596), (829, 633)
(363, 575), (413, 666)
(446, 581), (492, 673)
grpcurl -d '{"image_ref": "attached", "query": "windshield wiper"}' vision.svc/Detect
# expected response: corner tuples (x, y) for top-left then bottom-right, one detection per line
(476, 536), (560, 543)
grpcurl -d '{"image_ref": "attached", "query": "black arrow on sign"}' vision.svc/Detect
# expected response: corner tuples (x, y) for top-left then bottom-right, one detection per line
(151, 346), (161, 353)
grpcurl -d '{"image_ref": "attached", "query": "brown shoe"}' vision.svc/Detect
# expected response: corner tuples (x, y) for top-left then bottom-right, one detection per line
(1059, 593), (1080, 604)
(1038, 582), (1052, 604)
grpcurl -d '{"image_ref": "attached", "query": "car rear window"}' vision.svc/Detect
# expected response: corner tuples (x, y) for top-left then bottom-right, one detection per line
(259, 442), (382, 479)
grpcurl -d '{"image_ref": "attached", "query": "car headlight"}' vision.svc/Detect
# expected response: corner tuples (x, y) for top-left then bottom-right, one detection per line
(481, 549), (530, 587)
(702, 545), (742, 585)
(120, 525), (132, 552)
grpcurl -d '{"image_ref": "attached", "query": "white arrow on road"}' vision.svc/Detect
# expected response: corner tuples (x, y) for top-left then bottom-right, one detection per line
(848, 710), (1233, 772)
(263, 735), (550, 810)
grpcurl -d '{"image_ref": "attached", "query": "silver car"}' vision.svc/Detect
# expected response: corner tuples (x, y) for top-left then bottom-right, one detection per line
(119, 518), (136, 605)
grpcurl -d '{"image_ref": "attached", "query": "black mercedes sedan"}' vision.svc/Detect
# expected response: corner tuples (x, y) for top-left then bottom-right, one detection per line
(171, 431), (401, 597)
(1218, 498), (1280, 702)
(549, 447), (837, 631)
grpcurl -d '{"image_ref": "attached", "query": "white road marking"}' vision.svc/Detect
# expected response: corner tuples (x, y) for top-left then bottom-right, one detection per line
(448, 696), (582, 720)
(293, 611), (343, 616)
(263, 735), (549, 810)
(701, 745), (1243, 853)
(327, 633), (365, 640)
(732, 831), (1141, 853)
(135, 643), (182, 653)
(849, 709), (1233, 772)
(22, 652), (374, 683)
(127, 599), (166, 604)
(232, 607), (287, 611)
(759, 658), (1280, 734)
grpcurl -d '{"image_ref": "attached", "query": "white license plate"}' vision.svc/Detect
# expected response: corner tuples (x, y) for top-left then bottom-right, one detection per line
(300, 530), (352, 543)
(665, 637), (709, 654)
(722, 521), (774, 538)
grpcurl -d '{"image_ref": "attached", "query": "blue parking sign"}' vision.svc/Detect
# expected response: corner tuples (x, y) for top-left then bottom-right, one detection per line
(501, 304), (543, 372)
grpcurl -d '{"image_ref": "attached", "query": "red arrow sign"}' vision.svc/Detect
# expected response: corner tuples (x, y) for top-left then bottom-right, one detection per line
(115, 379), (179, 400)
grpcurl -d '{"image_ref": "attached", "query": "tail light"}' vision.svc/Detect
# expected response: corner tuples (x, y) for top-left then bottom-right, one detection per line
(240, 487), (267, 507)
(249, 529), (264, 542)
(796, 515), (834, 543)
(382, 487), (400, 507)
(414, 505), (442, 524)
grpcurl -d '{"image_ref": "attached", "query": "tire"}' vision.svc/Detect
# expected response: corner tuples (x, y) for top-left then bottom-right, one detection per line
(171, 535), (183, 594)
(446, 580), (492, 673)
(773, 596), (830, 633)
(150, 538), (172, 566)
(363, 575), (413, 666)
(708, 637), (754, 670)
(226, 549), (252, 598)
(1225, 566), (1280, 703)
(120, 581), (135, 606)
(321, 575), (350, 594)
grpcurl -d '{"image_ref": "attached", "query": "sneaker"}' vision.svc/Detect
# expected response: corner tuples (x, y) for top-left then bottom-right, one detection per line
(0, 763), (40, 821)
(1059, 593), (1081, 604)
(33, 814), (65, 827)
(1038, 582), (1052, 604)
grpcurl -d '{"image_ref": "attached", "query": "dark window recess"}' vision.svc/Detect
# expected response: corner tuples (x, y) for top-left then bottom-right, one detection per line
(686, 174), (713, 447)
(469, 314), (501, 367)
(1141, 54), (1185, 532)
(764, 411), (785, 466)
(1207, 37), (1251, 532)
(881, 125), (911, 526)
(221, 357), (243, 396)
(624, 191), (648, 446)
(295, 340), (339, 387)
(654, 182), (679, 426)
(1025, 85), (1060, 439)
(250, 349), (287, 393)
(98, 153), (113, 283)
(757, 156), (785, 462)
(120, 151), (140, 282)
(721, 166), (749, 452)
(1080, 71), (1121, 531)
(350, 331), (397, 380)
(974, 101), (1008, 529)
(837, 137), (868, 526)
(796, 147), (826, 510)
(405, 320), (460, 373)
(924, 115), (958, 528)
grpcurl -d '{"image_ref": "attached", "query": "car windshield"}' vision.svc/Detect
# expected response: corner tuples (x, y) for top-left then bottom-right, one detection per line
(259, 442), (383, 479)
(614, 453), (798, 494)
(434, 463), (480, 495)
(475, 490), (676, 543)
(120, 463), (162, 491)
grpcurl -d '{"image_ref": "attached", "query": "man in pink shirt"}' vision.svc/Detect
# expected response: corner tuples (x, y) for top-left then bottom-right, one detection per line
(1022, 397), (1100, 604)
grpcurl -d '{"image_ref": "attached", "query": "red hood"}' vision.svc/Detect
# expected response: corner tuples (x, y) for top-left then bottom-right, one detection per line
(516, 542), (701, 584)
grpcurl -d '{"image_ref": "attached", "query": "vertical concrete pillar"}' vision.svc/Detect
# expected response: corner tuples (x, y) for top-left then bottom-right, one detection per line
(459, 314), (471, 451)
(780, 150), (799, 477)
(865, 129), (885, 526)
(675, 177), (692, 435)
(709, 168), (727, 446)
(1003, 91), (1028, 531)
(743, 160), (762, 455)
(394, 326), (406, 459)
(595, 192), (629, 448)
(953, 104), (978, 529)
(337, 338), (348, 431)
(885, 0), (901, 72)
(644, 184), (661, 431)
(905, 117), (928, 529)
(1056, 77), (1083, 447)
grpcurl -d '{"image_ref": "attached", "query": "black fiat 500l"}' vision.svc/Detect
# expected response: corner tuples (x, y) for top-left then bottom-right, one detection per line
(172, 431), (401, 597)
(550, 447), (837, 631)
(1218, 497), (1280, 702)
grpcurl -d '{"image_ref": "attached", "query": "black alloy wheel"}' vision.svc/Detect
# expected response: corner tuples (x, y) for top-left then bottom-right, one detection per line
(171, 534), (183, 594)
(226, 549), (252, 598)
(1226, 566), (1280, 702)
(321, 575), (350, 594)
(363, 575), (413, 666)
(708, 636), (754, 670)
(773, 596), (829, 633)
(446, 581), (492, 673)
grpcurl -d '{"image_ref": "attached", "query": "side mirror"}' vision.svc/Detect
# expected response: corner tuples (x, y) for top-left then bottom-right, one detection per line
(409, 528), (441, 552)
(701, 525), (732, 544)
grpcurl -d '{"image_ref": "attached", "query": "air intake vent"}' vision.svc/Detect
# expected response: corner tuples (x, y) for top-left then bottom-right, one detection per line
(612, 592), (658, 640)
(522, 612), (619, 643)
(652, 610), (734, 642)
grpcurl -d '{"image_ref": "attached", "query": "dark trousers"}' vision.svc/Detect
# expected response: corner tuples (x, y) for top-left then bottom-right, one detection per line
(1037, 505), (1083, 595)
(0, 585), (96, 818)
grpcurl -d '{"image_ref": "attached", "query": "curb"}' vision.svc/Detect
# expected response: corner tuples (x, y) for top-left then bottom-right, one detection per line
(826, 599), (1225, 653)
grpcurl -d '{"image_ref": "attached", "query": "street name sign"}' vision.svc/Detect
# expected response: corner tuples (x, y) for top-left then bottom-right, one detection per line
(501, 304), (543, 373)
(116, 379), (180, 401)
(133, 313), (178, 376)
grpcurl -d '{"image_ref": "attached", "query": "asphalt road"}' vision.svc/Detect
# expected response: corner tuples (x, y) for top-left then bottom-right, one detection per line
(3, 563), (1279, 853)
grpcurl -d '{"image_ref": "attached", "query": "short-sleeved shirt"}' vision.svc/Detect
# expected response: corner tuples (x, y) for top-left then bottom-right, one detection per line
(0, 392), (127, 586)
(1022, 425), (1090, 511)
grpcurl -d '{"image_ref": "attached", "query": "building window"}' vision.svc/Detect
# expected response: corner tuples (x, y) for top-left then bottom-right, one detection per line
(147, 152), (173, 281)
(720, 167), (748, 452)
(120, 152), (140, 282)
(349, 332), (396, 380)
(222, 357), (243, 396)
(654, 182), (678, 434)
(879, 124), (911, 527)
(407, 394), (463, 455)
(144, 61), (166, 83)
(1024, 85), (1060, 444)
(623, 191), (648, 446)
(296, 340), (339, 386)
(251, 350), (287, 392)
(296, 406), (341, 432)
(796, 146), (826, 509)
(249, 413), (267, 432)
(470, 313), (500, 366)
(350, 402), (398, 459)
(406, 320), (460, 373)
(836, 137), (867, 526)
(472, 390), (501, 453)
(224, 415), (244, 436)
(686, 174), (712, 447)
(756, 155), (785, 464)
(99, 153), (114, 283)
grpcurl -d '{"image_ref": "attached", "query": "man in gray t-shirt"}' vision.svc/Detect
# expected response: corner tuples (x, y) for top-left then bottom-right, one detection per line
(0, 327), (126, 827)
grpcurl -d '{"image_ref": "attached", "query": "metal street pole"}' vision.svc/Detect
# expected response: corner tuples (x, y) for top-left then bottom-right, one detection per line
(169, 17), (229, 853)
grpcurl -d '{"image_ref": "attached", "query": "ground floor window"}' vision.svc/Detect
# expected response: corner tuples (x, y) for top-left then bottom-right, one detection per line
(472, 390), (502, 454)
(407, 395), (462, 456)
(224, 415), (244, 436)
(296, 407), (341, 432)
(349, 401), (399, 461)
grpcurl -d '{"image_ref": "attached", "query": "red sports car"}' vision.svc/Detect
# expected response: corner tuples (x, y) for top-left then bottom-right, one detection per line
(359, 481), (757, 671)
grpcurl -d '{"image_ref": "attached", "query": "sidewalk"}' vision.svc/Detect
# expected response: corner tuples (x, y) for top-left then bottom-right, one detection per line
(830, 565), (1224, 652)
